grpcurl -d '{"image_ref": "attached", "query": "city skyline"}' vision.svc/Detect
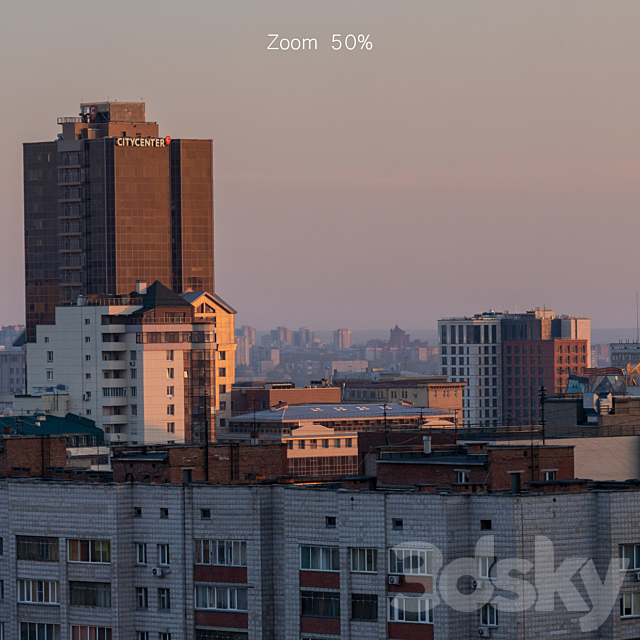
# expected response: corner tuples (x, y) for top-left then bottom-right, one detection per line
(3, 1), (640, 329)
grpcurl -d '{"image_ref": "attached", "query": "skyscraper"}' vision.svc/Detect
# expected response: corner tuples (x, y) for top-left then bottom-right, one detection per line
(24, 101), (214, 340)
(333, 328), (352, 350)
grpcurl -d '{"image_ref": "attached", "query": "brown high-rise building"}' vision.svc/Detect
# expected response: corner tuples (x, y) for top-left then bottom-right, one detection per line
(23, 101), (213, 340)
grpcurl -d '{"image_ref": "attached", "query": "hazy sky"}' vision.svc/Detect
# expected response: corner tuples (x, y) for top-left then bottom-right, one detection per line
(2, 0), (640, 331)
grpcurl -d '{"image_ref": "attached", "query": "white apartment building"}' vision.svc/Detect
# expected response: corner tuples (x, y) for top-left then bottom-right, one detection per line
(438, 313), (503, 428)
(27, 281), (236, 445)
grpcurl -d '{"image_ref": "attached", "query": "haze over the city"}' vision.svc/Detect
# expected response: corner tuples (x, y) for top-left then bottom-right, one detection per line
(2, 0), (640, 329)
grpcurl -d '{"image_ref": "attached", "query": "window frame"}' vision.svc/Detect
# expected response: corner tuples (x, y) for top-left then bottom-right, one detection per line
(389, 548), (433, 576)
(300, 546), (340, 572)
(67, 539), (111, 564)
(387, 595), (433, 624)
(194, 539), (247, 567)
(350, 548), (377, 573)
(18, 579), (59, 604)
(194, 585), (248, 612)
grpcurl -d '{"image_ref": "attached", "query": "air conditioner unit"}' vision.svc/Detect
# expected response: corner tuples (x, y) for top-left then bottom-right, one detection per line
(152, 567), (171, 577)
(472, 579), (484, 589)
(388, 575), (403, 585)
(478, 628), (491, 638)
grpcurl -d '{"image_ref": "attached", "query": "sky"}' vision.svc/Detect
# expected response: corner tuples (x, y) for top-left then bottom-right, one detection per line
(2, 0), (640, 332)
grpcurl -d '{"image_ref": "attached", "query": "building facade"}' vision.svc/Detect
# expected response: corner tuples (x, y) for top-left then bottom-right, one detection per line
(26, 282), (235, 445)
(24, 101), (214, 340)
(333, 329), (352, 350)
(0, 472), (639, 639)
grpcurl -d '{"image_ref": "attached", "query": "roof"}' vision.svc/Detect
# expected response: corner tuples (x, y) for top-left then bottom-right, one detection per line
(0, 413), (103, 438)
(229, 403), (451, 423)
(182, 291), (237, 314)
(131, 281), (193, 311)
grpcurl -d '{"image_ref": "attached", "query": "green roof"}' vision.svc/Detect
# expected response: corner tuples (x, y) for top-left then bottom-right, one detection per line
(0, 413), (103, 439)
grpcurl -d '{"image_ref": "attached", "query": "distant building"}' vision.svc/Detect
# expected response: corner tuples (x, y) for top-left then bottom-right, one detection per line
(0, 325), (25, 347)
(26, 281), (236, 445)
(333, 328), (352, 350)
(0, 347), (26, 397)
(293, 327), (314, 348)
(611, 341), (640, 369)
(439, 309), (590, 427)
(249, 346), (280, 373)
(231, 382), (341, 415)
(330, 360), (369, 374)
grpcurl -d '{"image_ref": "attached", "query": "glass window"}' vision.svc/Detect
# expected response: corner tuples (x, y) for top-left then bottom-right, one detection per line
(351, 548), (377, 573)
(300, 546), (340, 572)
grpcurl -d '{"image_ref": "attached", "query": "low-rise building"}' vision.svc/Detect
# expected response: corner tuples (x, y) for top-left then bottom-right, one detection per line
(231, 382), (341, 416)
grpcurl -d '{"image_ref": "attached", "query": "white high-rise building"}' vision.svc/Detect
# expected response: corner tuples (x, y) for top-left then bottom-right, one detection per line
(27, 281), (236, 445)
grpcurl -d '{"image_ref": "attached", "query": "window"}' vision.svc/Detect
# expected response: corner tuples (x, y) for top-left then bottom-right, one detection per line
(480, 602), (498, 626)
(167, 422), (175, 433)
(544, 470), (556, 481)
(44, 337), (50, 343)
(158, 544), (170, 566)
(194, 586), (248, 611)
(18, 580), (60, 604)
(392, 518), (403, 530)
(160, 508), (169, 518)
(219, 401), (226, 410)
(46, 370), (54, 380)
(195, 540), (247, 566)
(17, 536), (59, 561)
(219, 384), (227, 394)
(47, 351), (53, 362)
(388, 596), (433, 623)
(68, 539), (111, 563)
(69, 581), (111, 608)
(201, 509), (211, 519)
(85, 319), (90, 325)
(301, 591), (340, 618)
(389, 548), (433, 575)
(478, 556), (497, 579)
(351, 548), (377, 573)
(137, 634), (149, 640)
(136, 543), (147, 565)
(326, 516), (336, 528)
(134, 507), (141, 517)
(481, 520), (492, 530)
(0, 537), (3, 555)
(351, 593), (378, 620)
(158, 588), (171, 610)
(621, 592), (640, 617)
(218, 368), (226, 378)
(300, 546), (339, 572)
(70, 627), (111, 640)
(620, 545), (640, 571)
(86, 373), (91, 380)
(167, 405), (175, 416)
(167, 386), (174, 396)
(102, 388), (127, 397)
(167, 368), (174, 379)
(456, 471), (468, 483)
(136, 587), (148, 609)
(159, 635), (171, 640)
(20, 624), (61, 640)
(131, 405), (138, 416)
(166, 350), (174, 361)
(131, 368), (137, 379)
(85, 336), (91, 343)
(85, 355), (91, 361)
(195, 632), (247, 640)
(131, 386), (138, 397)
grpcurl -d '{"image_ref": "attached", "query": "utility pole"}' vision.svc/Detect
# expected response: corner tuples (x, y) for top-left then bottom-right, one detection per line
(539, 386), (547, 445)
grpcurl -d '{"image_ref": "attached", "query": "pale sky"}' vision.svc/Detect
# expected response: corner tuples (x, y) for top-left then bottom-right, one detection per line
(2, 0), (640, 331)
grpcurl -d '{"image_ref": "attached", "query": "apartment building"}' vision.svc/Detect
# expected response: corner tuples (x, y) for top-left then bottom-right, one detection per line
(439, 310), (591, 427)
(26, 281), (236, 445)
(1, 463), (640, 639)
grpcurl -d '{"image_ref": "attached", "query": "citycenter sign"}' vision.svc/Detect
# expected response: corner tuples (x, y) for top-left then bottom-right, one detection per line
(115, 136), (171, 147)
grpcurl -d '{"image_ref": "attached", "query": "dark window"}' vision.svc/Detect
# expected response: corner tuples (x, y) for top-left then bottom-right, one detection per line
(133, 507), (141, 518)
(326, 516), (337, 528)
(195, 632), (247, 640)
(301, 591), (340, 618)
(69, 581), (111, 608)
(481, 520), (492, 530)
(393, 519), (403, 530)
(16, 536), (59, 562)
(201, 509), (211, 520)
(352, 593), (378, 620)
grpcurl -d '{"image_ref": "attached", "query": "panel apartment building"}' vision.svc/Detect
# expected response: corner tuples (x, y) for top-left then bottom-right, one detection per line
(438, 310), (590, 427)
(26, 281), (236, 445)
(0, 466), (640, 639)
(24, 101), (214, 340)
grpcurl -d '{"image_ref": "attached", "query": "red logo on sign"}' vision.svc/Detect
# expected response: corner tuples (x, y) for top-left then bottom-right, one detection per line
(89, 105), (98, 122)
(164, 136), (171, 145)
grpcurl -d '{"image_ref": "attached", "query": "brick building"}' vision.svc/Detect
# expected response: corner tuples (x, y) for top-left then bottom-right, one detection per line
(231, 383), (340, 416)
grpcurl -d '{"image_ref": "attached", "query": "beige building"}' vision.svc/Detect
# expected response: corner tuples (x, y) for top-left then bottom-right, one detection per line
(27, 281), (236, 445)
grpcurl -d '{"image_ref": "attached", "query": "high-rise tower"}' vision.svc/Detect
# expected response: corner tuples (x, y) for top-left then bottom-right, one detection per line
(24, 101), (214, 340)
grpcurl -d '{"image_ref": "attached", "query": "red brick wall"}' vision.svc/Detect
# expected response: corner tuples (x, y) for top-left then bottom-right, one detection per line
(194, 566), (247, 583)
(388, 622), (434, 640)
(300, 617), (340, 635)
(488, 446), (574, 489)
(377, 462), (487, 487)
(233, 387), (342, 414)
(194, 611), (248, 629)
(388, 576), (432, 594)
(299, 571), (340, 589)
(0, 436), (67, 478)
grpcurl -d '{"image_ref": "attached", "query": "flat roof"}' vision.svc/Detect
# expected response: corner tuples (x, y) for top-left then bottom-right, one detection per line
(229, 403), (450, 423)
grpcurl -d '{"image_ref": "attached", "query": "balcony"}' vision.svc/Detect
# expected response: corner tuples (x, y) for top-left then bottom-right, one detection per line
(57, 117), (83, 124)
(100, 397), (128, 407)
(101, 342), (127, 351)
(101, 414), (129, 425)
(101, 360), (128, 370)
(101, 324), (126, 334)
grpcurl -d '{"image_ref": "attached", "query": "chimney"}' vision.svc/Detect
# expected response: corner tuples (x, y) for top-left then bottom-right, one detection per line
(423, 436), (431, 455)
(136, 280), (147, 295)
